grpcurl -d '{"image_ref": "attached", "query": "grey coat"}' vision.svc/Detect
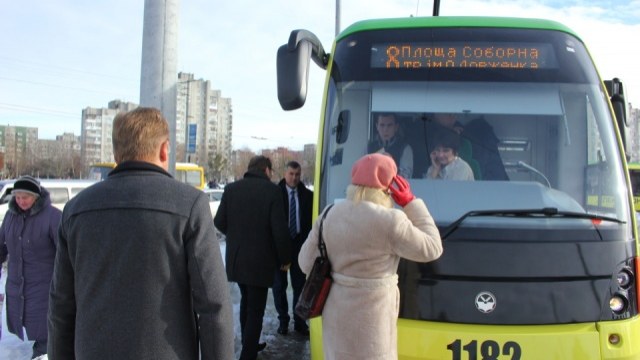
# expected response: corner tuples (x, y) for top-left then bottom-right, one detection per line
(47, 161), (234, 360)
(0, 188), (61, 341)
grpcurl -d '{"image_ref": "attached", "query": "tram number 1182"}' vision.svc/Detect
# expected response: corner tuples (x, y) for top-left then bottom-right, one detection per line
(447, 339), (522, 360)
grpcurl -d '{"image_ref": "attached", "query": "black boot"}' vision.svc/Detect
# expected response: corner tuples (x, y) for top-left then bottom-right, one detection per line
(31, 339), (47, 359)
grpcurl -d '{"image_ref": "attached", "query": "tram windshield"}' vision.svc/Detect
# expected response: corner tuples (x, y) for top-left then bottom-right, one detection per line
(319, 26), (630, 229)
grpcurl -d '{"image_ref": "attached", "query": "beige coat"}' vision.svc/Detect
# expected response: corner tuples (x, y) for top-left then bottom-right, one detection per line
(299, 198), (442, 360)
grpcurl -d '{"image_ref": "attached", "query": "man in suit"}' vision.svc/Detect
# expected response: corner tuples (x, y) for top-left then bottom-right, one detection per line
(273, 161), (314, 336)
(214, 155), (291, 360)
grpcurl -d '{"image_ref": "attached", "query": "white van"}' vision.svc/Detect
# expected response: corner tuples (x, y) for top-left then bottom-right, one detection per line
(0, 179), (16, 205)
(203, 188), (224, 218)
(0, 179), (97, 223)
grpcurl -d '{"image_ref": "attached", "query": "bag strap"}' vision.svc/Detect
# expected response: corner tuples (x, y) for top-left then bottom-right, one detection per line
(318, 204), (334, 259)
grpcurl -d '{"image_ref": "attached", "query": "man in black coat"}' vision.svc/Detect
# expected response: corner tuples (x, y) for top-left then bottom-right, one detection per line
(273, 161), (314, 336)
(214, 155), (291, 360)
(48, 108), (234, 359)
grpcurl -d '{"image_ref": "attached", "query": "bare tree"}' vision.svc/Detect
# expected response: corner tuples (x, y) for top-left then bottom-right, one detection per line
(207, 152), (227, 183)
(231, 148), (256, 181)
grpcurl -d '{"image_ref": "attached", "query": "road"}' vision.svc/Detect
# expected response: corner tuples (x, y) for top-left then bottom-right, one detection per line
(0, 244), (312, 360)
(230, 279), (311, 359)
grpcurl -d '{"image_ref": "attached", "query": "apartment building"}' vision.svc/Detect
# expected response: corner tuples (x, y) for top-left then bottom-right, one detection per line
(0, 125), (38, 177)
(80, 100), (137, 167)
(176, 72), (233, 181)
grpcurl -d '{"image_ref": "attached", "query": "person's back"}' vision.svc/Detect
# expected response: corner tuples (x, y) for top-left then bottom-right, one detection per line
(298, 154), (442, 359)
(214, 155), (291, 360)
(217, 173), (290, 283)
(55, 169), (221, 358)
(48, 107), (233, 360)
(463, 117), (509, 180)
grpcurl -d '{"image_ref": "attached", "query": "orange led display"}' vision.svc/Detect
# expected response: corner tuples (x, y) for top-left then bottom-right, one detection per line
(371, 42), (558, 69)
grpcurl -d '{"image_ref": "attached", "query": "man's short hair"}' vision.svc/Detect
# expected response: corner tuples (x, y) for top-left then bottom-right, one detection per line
(112, 107), (169, 163)
(376, 112), (397, 123)
(286, 161), (301, 170)
(248, 156), (272, 173)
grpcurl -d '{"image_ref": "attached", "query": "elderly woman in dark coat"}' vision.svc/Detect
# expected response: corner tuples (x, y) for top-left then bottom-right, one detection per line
(0, 176), (61, 359)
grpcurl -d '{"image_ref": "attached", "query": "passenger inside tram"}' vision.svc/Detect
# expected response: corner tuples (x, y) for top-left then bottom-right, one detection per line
(367, 112), (414, 178)
(424, 129), (475, 181)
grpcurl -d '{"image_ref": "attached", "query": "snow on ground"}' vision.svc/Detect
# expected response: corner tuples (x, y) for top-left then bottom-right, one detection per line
(0, 242), (311, 359)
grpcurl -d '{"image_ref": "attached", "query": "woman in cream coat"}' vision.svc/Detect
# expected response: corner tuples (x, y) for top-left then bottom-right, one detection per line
(299, 153), (443, 360)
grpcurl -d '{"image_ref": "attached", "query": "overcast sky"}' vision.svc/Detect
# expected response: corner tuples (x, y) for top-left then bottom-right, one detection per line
(0, 0), (638, 151)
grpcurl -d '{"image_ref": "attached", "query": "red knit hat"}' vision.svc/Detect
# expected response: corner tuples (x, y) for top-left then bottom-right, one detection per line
(351, 154), (397, 189)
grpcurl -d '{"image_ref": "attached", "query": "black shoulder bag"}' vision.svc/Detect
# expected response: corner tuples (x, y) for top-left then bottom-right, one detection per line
(294, 204), (334, 320)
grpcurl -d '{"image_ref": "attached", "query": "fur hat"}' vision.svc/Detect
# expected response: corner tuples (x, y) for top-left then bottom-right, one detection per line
(351, 154), (397, 189)
(13, 175), (41, 197)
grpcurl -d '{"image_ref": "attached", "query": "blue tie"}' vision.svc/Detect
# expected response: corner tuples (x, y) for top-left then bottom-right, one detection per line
(289, 189), (297, 239)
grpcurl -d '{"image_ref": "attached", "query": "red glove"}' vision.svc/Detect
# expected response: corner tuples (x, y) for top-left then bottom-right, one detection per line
(389, 175), (415, 207)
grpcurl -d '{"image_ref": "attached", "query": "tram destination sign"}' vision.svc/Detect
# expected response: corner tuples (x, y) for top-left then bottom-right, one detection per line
(371, 42), (558, 69)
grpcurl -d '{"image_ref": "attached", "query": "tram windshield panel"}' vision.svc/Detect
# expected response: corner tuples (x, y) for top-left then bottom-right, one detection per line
(320, 27), (630, 229)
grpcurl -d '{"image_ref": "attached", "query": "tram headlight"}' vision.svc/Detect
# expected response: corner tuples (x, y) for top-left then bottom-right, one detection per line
(609, 293), (629, 314)
(617, 268), (634, 289)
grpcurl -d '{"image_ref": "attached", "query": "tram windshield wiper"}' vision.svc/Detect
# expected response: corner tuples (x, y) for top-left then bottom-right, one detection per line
(441, 207), (625, 240)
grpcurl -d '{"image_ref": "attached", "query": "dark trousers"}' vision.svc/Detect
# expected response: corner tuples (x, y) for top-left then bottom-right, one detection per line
(272, 249), (307, 328)
(238, 283), (268, 360)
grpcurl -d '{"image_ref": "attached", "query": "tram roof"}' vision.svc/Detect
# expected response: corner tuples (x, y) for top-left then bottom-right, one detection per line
(338, 16), (580, 41)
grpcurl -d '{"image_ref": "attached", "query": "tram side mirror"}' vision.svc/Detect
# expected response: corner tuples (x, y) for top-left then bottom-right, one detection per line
(604, 78), (629, 154)
(277, 41), (312, 110)
(277, 29), (328, 111)
(333, 110), (351, 144)
(605, 78), (628, 125)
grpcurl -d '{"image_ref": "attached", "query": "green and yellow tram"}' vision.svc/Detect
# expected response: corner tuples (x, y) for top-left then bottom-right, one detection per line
(277, 15), (638, 359)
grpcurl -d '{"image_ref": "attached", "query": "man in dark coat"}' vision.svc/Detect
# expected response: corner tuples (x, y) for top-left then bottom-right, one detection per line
(0, 176), (61, 359)
(214, 155), (291, 360)
(47, 108), (234, 359)
(463, 117), (509, 180)
(273, 161), (313, 335)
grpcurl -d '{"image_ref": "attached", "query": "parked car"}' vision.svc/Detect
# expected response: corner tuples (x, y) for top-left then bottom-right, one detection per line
(204, 188), (224, 240)
(0, 179), (17, 205)
(0, 179), (97, 223)
(204, 188), (223, 217)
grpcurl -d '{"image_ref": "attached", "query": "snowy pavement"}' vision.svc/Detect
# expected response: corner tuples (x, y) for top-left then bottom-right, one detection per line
(0, 242), (311, 359)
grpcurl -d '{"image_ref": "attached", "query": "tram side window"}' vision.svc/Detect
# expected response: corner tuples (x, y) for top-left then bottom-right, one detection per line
(631, 171), (640, 195)
(630, 169), (640, 211)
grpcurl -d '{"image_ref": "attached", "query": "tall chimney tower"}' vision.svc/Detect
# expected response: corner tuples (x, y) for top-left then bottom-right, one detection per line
(140, 0), (179, 171)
